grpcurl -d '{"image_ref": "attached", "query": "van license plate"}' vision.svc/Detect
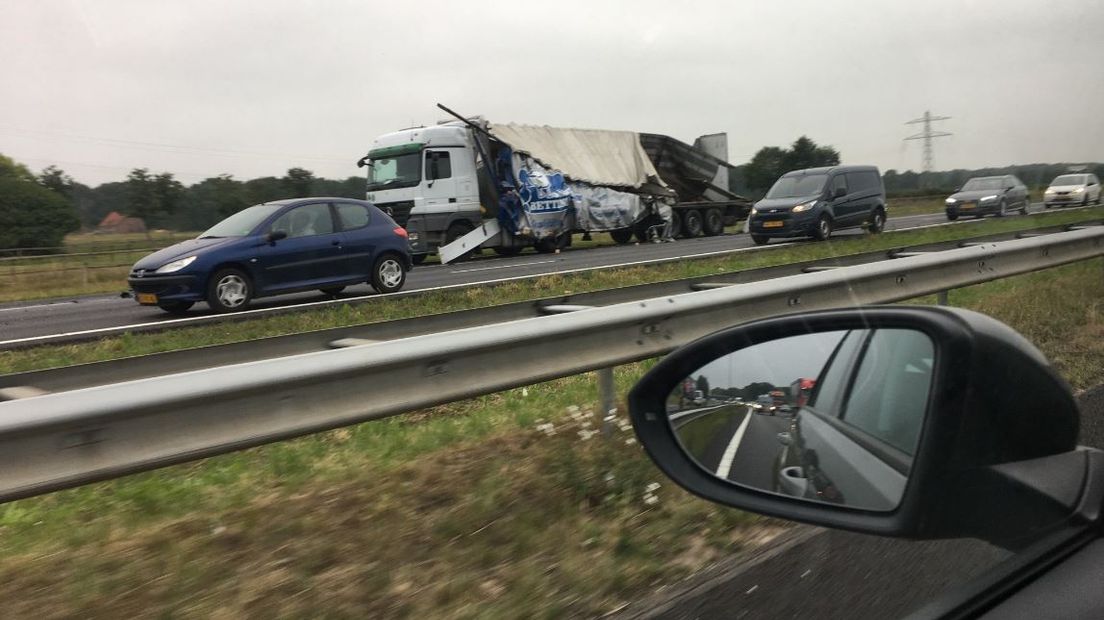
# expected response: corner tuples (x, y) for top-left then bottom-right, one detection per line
(136, 293), (158, 305)
(763, 221), (784, 228)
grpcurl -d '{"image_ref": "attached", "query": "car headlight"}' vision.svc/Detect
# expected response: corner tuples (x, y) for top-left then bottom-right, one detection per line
(945, 198), (957, 204)
(750, 207), (758, 215)
(980, 195), (998, 202)
(1073, 187), (1085, 194)
(155, 256), (197, 274)
(792, 200), (817, 213)
(1045, 188), (1056, 194)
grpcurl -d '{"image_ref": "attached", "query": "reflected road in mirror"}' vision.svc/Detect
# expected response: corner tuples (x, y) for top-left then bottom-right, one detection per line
(669, 329), (935, 512)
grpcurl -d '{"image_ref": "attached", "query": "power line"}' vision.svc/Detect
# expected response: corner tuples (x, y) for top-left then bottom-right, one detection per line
(904, 111), (952, 173)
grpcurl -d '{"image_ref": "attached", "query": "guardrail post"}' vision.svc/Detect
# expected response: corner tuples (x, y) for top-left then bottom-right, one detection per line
(937, 290), (949, 306)
(597, 367), (615, 438)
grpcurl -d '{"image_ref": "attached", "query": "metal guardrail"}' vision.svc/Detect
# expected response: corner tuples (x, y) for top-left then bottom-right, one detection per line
(0, 226), (1101, 503)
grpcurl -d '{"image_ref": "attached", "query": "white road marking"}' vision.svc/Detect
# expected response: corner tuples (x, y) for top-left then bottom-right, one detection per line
(0, 298), (116, 313)
(449, 259), (557, 273)
(716, 407), (753, 479)
(746, 585), (759, 595)
(801, 569), (812, 578)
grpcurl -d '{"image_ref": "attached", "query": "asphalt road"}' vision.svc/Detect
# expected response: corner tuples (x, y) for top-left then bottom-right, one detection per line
(0, 206), (1044, 342)
(617, 385), (1104, 619)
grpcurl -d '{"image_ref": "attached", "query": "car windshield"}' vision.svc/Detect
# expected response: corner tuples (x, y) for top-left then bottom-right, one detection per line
(366, 152), (422, 190)
(1051, 175), (1086, 186)
(765, 174), (828, 199)
(961, 177), (1006, 191)
(199, 204), (282, 238)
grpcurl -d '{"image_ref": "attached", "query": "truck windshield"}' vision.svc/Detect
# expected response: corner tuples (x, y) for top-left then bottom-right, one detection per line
(765, 174), (828, 199)
(366, 152), (422, 190)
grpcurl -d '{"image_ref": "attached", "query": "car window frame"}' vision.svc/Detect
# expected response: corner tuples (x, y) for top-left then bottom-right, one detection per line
(268, 201), (337, 239)
(334, 201), (372, 232)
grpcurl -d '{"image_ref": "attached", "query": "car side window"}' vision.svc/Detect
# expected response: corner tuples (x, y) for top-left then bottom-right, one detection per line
(831, 174), (848, 197)
(808, 329), (868, 416)
(426, 151), (452, 181)
(335, 203), (371, 231)
(839, 329), (934, 455)
(270, 203), (335, 239)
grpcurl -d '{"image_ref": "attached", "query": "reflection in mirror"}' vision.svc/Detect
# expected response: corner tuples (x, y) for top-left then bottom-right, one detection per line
(667, 329), (934, 512)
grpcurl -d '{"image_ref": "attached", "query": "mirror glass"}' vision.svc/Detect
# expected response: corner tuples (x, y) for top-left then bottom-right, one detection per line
(668, 328), (934, 511)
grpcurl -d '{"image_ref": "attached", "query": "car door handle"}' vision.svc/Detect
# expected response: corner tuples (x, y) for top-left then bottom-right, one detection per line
(331, 240), (341, 246)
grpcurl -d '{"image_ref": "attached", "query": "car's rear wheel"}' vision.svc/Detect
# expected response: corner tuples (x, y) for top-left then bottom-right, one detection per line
(158, 301), (194, 315)
(207, 268), (252, 313)
(319, 286), (346, 296)
(370, 254), (406, 293)
(702, 208), (724, 236)
(813, 215), (833, 241)
(751, 234), (769, 246)
(682, 209), (704, 238)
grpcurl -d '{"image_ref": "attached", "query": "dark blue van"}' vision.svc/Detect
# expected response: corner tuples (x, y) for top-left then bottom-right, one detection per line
(748, 165), (886, 244)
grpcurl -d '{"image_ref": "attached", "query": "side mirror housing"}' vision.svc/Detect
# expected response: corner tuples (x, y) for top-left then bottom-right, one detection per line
(629, 306), (1100, 550)
(267, 230), (288, 244)
(833, 186), (847, 199)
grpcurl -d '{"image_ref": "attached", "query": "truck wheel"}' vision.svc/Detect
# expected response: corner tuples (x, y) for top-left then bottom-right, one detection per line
(751, 234), (769, 246)
(702, 208), (724, 236)
(445, 222), (476, 262)
(813, 215), (833, 241)
(682, 209), (704, 237)
(633, 220), (654, 242)
(610, 228), (634, 244)
(493, 246), (523, 256)
(370, 254), (406, 293)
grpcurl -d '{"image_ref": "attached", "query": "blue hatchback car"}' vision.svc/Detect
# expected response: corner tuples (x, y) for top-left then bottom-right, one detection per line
(128, 198), (413, 313)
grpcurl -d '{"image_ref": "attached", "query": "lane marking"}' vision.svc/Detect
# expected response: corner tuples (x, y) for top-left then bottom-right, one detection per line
(717, 407), (753, 479)
(0, 298), (117, 313)
(450, 259), (557, 273)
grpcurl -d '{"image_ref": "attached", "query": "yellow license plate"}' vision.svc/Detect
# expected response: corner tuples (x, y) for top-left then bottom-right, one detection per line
(136, 293), (158, 305)
(960, 203), (973, 210)
(763, 221), (784, 228)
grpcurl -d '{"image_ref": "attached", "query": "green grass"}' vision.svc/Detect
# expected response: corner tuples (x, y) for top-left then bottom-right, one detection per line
(3, 206), (1101, 376)
(0, 231), (1100, 616)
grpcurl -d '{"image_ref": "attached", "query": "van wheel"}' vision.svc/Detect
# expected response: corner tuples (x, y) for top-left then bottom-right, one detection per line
(207, 268), (252, 313)
(682, 209), (704, 237)
(370, 254), (406, 293)
(868, 209), (886, 234)
(751, 234), (769, 246)
(813, 215), (833, 241)
(702, 208), (724, 236)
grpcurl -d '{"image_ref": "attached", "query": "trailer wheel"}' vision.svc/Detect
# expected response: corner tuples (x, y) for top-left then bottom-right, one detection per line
(682, 209), (704, 238)
(610, 228), (634, 244)
(702, 208), (724, 236)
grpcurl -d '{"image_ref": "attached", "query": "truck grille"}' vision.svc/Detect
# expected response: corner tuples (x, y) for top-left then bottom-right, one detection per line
(374, 200), (415, 227)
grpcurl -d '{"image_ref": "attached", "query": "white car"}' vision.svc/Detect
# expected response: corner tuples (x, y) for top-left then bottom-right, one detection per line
(1044, 173), (1101, 208)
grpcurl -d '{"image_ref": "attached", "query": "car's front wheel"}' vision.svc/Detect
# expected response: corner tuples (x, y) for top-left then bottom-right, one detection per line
(751, 234), (769, 246)
(947, 212), (959, 221)
(370, 254), (406, 294)
(207, 268), (252, 312)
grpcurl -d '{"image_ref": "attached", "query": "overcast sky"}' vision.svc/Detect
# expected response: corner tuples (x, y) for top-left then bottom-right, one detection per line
(2, 0), (1101, 187)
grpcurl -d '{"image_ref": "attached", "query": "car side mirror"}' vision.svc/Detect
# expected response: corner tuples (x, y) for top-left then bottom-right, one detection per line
(833, 186), (847, 199)
(1006, 186), (1015, 192)
(267, 230), (288, 243)
(628, 306), (1104, 551)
